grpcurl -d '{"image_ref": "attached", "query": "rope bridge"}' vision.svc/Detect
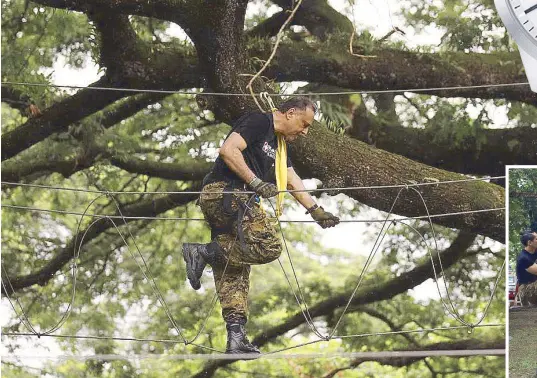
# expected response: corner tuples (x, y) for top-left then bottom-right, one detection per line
(1, 176), (505, 357)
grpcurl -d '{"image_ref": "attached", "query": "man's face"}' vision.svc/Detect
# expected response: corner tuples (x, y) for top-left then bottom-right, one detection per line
(529, 233), (537, 250)
(282, 107), (315, 142)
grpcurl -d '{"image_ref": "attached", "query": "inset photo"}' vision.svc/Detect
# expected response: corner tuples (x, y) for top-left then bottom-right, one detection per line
(508, 165), (537, 378)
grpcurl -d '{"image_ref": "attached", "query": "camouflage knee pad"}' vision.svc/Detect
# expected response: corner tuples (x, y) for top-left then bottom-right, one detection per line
(200, 181), (282, 266)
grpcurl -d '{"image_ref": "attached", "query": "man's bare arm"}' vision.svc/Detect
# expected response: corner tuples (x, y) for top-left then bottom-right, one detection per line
(219, 132), (256, 184)
(287, 167), (316, 210)
(287, 167), (339, 227)
(526, 264), (537, 275)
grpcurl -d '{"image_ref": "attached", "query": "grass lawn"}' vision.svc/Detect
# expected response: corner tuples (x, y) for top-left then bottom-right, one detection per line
(510, 307), (537, 378)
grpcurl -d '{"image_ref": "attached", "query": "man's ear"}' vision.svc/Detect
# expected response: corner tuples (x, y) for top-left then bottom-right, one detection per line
(286, 108), (296, 119)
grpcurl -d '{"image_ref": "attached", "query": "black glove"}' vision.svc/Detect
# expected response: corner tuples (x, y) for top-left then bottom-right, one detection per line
(310, 206), (340, 229)
(249, 177), (279, 198)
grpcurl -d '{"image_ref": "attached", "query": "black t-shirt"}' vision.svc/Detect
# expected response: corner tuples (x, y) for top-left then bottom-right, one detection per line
(209, 112), (292, 185)
(516, 249), (537, 285)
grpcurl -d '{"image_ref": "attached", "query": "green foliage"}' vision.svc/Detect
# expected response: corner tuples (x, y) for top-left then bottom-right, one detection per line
(129, 16), (171, 44)
(1, 0), (94, 107)
(1, 1), (506, 377)
(394, 95), (506, 151)
(399, 0), (509, 52)
(507, 102), (537, 128)
(317, 100), (351, 134)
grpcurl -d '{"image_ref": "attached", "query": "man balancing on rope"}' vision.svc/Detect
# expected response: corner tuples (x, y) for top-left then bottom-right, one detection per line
(516, 231), (537, 306)
(182, 97), (340, 354)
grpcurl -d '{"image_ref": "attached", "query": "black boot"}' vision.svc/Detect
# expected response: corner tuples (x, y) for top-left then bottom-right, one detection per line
(182, 243), (207, 290)
(225, 322), (260, 354)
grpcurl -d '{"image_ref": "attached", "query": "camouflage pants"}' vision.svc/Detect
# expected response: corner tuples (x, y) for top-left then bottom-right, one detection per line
(519, 281), (537, 306)
(199, 181), (282, 321)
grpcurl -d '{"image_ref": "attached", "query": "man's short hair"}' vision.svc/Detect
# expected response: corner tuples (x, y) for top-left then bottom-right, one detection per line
(520, 231), (536, 247)
(278, 96), (318, 114)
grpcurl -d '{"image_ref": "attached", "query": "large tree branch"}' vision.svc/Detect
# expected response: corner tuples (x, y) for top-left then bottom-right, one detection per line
(1, 91), (208, 183)
(1, 187), (200, 295)
(265, 42), (536, 106)
(4, 3), (506, 242)
(511, 192), (537, 198)
(1, 76), (129, 161)
(1, 86), (36, 114)
(1, 92), (168, 181)
(185, 0), (253, 122)
(2, 157), (84, 182)
(193, 231), (477, 377)
(1, 153), (211, 183)
(31, 0), (200, 34)
(99, 93), (167, 129)
(32, 0), (535, 107)
(109, 156), (211, 181)
(322, 338), (504, 378)
(88, 11), (201, 90)
(274, 0), (354, 40)
(347, 110), (537, 177)
(248, 0), (354, 40)
(290, 123), (504, 241)
(89, 11), (143, 79)
(1, 58), (198, 162)
(247, 11), (291, 39)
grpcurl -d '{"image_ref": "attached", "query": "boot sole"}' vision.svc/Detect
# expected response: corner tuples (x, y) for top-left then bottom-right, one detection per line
(224, 351), (261, 360)
(182, 244), (202, 290)
(225, 350), (261, 354)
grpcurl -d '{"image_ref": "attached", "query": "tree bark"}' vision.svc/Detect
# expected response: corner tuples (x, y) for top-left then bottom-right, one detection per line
(511, 192), (537, 198)
(31, 0), (200, 29)
(1, 77), (129, 161)
(109, 157), (211, 181)
(1, 86), (35, 113)
(289, 122), (504, 241)
(1, 153), (211, 183)
(265, 43), (536, 106)
(3, 32), (532, 161)
(186, 0), (257, 122)
(347, 115), (537, 177)
(252, 0), (354, 40)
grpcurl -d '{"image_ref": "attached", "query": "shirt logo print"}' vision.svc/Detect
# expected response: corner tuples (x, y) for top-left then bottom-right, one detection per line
(262, 141), (276, 159)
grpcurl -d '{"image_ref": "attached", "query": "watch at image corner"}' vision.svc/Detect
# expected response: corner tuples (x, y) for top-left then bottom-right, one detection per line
(494, 0), (537, 92)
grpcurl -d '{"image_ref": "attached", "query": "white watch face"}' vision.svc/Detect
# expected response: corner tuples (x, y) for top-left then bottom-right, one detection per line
(511, 0), (537, 41)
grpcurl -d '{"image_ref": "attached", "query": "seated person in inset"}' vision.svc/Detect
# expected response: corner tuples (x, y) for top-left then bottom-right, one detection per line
(516, 231), (537, 306)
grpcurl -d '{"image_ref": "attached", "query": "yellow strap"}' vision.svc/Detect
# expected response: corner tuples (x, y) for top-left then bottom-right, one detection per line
(266, 106), (286, 218)
(275, 133), (287, 217)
